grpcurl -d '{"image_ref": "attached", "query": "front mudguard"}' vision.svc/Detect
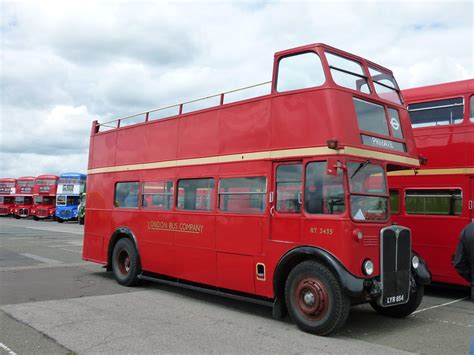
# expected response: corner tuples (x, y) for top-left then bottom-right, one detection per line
(412, 256), (431, 286)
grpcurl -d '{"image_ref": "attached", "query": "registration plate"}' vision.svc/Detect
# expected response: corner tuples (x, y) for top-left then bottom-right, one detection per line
(384, 294), (406, 306)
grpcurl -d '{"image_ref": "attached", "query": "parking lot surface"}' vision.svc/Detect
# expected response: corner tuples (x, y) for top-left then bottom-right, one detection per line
(0, 218), (472, 354)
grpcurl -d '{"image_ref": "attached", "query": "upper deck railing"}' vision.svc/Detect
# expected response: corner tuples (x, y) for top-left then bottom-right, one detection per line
(97, 81), (272, 132)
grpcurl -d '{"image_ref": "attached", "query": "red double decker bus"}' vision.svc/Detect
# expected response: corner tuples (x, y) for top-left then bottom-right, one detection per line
(83, 43), (430, 335)
(389, 79), (474, 286)
(0, 178), (17, 216)
(13, 176), (35, 219)
(31, 174), (59, 221)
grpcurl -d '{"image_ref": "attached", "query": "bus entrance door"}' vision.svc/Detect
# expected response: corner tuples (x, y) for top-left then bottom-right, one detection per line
(270, 162), (303, 243)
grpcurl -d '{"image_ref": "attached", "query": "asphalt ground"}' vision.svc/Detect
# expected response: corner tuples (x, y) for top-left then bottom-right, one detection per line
(0, 218), (472, 354)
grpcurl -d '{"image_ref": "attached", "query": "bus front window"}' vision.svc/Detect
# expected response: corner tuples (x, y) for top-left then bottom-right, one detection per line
(348, 161), (388, 221)
(56, 196), (66, 206)
(34, 196), (43, 205)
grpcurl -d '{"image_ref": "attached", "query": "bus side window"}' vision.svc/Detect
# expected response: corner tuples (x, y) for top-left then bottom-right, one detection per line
(470, 95), (474, 122)
(176, 178), (215, 211)
(389, 189), (400, 214)
(142, 181), (174, 210)
(305, 162), (345, 215)
(115, 182), (140, 208)
(276, 164), (302, 213)
(218, 177), (266, 213)
(405, 189), (462, 216)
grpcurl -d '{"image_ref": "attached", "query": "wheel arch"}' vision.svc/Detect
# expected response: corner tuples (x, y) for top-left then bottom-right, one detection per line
(107, 227), (140, 271)
(272, 246), (364, 318)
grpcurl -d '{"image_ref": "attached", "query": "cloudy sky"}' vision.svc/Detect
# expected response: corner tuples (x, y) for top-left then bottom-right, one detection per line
(0, 0), (472, 178)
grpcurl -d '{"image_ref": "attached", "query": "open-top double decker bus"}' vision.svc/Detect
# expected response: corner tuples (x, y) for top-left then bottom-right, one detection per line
(13, 176), (35, 218)
(83, 43), (430, 335)
(31, 174), (59, 221)
(55, 172), (87, 223)
(389, 79), (474, 286)
(0, 178), (17, 216)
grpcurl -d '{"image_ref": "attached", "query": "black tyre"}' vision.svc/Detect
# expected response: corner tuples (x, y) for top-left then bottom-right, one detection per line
(14, 215), (20, 219)
(79, 216), (84, 225)
(285, 260), (350, 336)
(112, 238), (140, 287)
(57, 218), (64, 223)
(370, 285), (424, 318)
(33, 216), (39, 221)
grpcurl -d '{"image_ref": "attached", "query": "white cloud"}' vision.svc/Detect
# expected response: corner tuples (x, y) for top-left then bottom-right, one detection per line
(0, 0), (472, 177)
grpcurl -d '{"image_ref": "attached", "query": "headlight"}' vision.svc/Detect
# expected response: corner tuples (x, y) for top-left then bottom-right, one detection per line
(362, 259), (374, 276)
(412, 255), (420, 269)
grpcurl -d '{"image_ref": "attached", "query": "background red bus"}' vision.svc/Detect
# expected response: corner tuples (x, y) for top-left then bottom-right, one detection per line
(0, 178), (17, 216)
(83, 43), (430, 335)
(389, 79), (474, 286)
(13, 176), (36, 219)
(31, 175), (59, 220)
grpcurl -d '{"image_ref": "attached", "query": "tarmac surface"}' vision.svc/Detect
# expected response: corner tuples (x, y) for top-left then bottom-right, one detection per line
(0, 218), (472, 354)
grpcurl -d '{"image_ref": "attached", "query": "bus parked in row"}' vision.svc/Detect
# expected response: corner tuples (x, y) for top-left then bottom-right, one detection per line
(56, 172), (87, 223)
(31, 175), (59, 221)
(13, 176), (35, 219)
(389, 79), (474, 287)
(82, 43), (431, 335)
(0, 178), (17, 216)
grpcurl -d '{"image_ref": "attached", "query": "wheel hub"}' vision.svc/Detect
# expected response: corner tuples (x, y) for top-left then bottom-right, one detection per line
(303, 291), (315, 306)
(295, 277), (329, 320)
(117, 249), (131, 276)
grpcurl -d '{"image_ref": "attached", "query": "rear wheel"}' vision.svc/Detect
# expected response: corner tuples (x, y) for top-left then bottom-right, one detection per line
(285, 260), (350, 336)
(79, 216), (84, 225)
(112, 238), (140, 287)
(370, 285), (424, 318)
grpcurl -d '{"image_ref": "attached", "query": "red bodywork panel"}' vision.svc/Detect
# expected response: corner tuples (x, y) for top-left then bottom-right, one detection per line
(31, 175), (59, 219)
(83, 43), (420, 299)
(389, 79), (474, 286)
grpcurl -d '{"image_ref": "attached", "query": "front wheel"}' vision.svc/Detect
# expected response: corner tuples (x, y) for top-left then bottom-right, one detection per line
(33, 216), (39, 221)
(112, 238), (140, 287)
(57, 218), (64, 223)
(285, 260), (350, 336)
(370, 285), (424, 318)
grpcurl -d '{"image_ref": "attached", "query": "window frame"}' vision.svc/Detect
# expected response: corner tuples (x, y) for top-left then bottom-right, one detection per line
(404, 187), (463, 216)
(407, 96), (465, 128)
(470, 95), (474, 123)
(176, 178), (216, 212)
(114, 181), (140, 209)
(141, 180), (174, 211)
(325, 51), (371, 94)
(389, 189), (400, 215)
(275, 162), (303, 214)
(275, 51), (326, 93)
(304, 160), (346, 216)
(218, 176), (267, 214)
(368, 66), (402, 105)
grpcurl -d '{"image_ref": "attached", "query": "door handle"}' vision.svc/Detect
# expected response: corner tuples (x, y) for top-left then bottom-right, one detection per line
(270, 206), (275, 216)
